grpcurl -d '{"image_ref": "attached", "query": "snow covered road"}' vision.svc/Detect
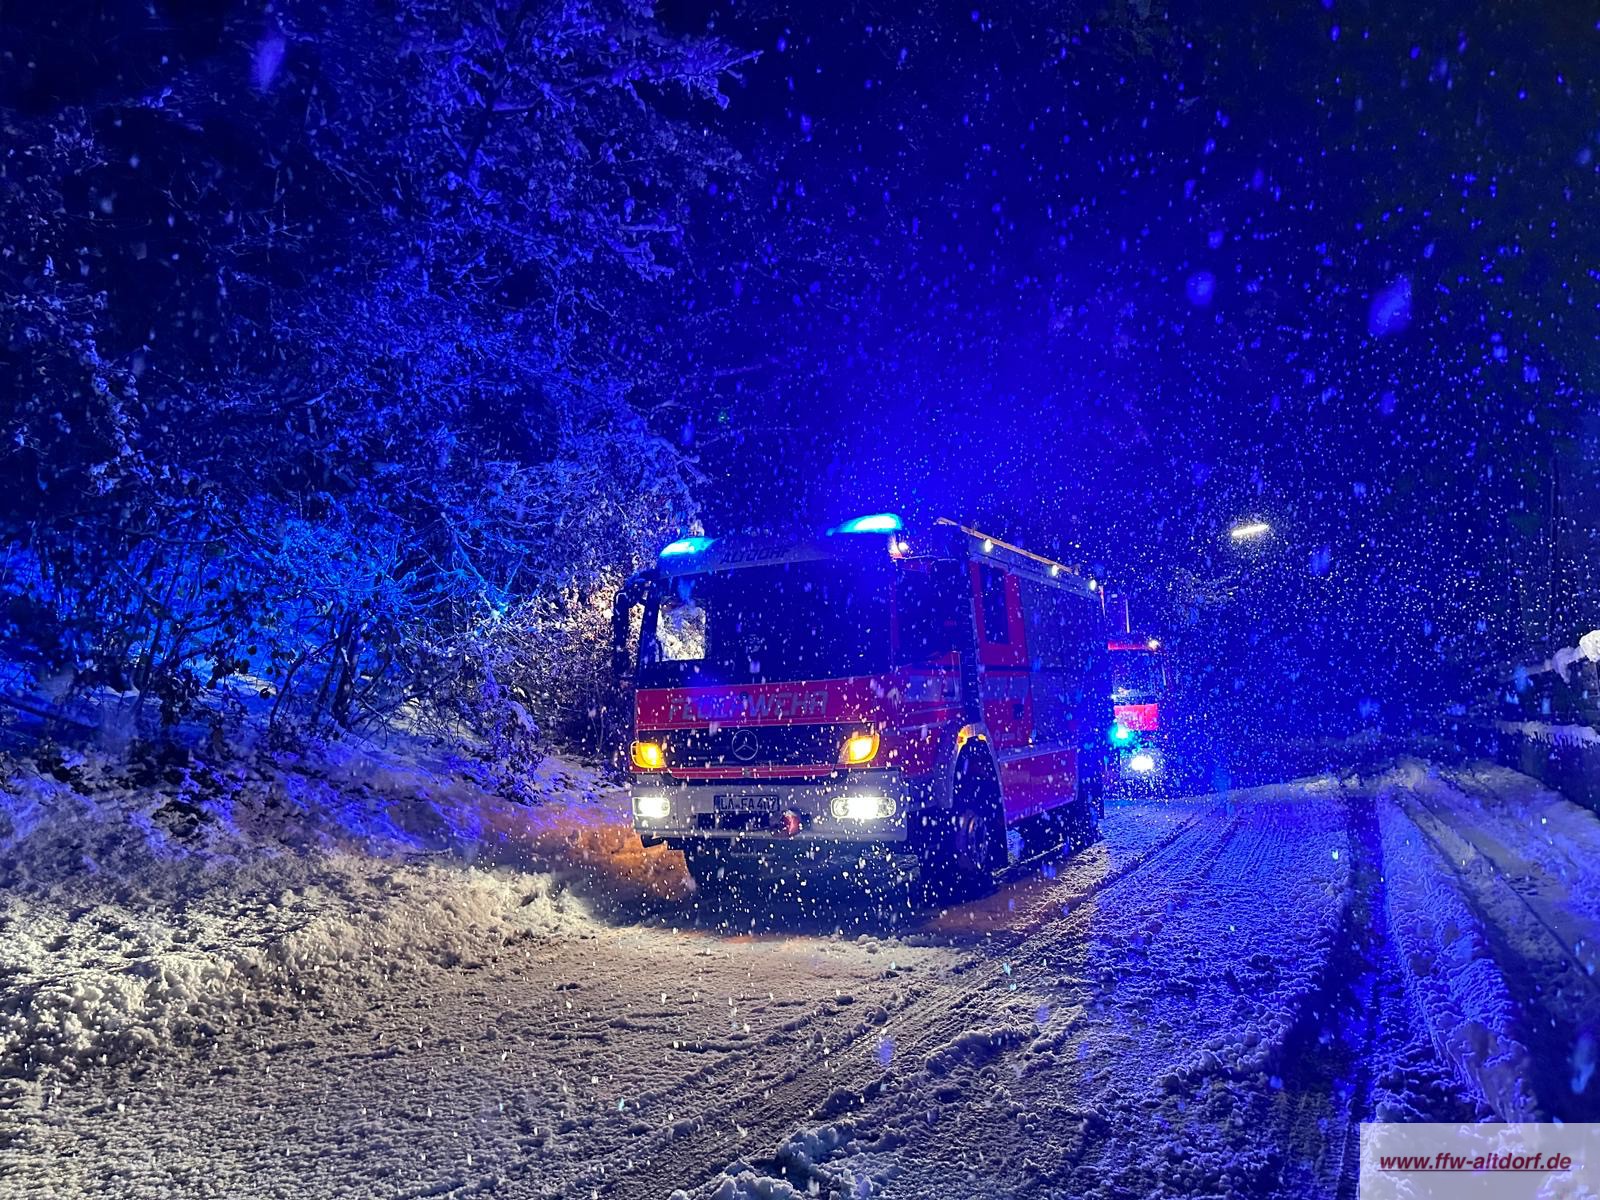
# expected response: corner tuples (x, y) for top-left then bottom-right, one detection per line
(3, 756), (1596, 1199)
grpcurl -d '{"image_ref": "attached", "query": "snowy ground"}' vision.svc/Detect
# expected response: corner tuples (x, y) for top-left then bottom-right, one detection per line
(2, 743), (1597, 1199)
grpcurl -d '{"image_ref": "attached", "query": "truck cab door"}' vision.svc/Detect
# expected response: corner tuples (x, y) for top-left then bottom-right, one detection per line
(606, 571), (654, 765)
(971, 563), (1031, 748)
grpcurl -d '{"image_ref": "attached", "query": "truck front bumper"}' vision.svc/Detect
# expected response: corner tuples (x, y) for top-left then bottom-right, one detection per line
(630, 770), (912, 847)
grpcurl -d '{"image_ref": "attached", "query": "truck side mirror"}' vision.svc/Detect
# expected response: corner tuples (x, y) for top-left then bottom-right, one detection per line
(610, 593), (635, 690)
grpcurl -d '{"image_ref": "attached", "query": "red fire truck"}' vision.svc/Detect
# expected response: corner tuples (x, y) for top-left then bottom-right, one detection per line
(612, 514), (1112, 898)
(1108, 631), (1170, 783)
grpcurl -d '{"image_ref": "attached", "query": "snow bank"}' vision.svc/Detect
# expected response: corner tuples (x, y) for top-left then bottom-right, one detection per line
(1494, 720), (1600, 749)
(1441, 761), (1600, 871)
(0, 743), (601, 1095)
(1522, 630), (1600, 681)
(688, 1120), (896, 1200)
(1, 859), (583, 1083)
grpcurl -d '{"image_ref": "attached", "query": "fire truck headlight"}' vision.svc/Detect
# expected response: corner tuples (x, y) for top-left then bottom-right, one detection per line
(830, 793), (897, 820)
(633, 794), (671, 820)
(631, 740), (665, 770)
(1129, 752), (1157, 775)
(840, 730), (880, 765)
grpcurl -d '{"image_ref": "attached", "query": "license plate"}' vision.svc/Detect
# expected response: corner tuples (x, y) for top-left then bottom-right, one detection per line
(712, 793), (780, 814)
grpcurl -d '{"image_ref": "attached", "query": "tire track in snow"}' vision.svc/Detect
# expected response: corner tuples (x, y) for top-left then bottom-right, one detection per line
(1268, 779), (1392, 1200)
(680, 783), (1358, 1200)
(593, 798), (1248, 1198)
(604, 793), (1267, 1196)
(1374, 773), (1541, 1122)
(1427, 767), (1600, 987)
(1023, 789), (1355, 1200)
(1391, 770), (1599, 1119)
(1407, 790), (1600, 1005)
(1181, 779), (1474, 1200)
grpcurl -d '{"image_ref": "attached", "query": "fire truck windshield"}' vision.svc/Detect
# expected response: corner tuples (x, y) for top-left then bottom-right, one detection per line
(1111, 650), (1165, 698)
(638, 559), (891, 687)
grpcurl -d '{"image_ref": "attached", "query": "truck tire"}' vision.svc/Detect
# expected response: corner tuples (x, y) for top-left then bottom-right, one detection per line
(1061, 796), (1100, 851)
(1058, 749), (1104, 851)
(919, 750), (1003, 904)
(1083, 746), (1108, 818)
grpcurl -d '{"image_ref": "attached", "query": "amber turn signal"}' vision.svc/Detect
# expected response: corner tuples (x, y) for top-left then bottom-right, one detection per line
(840, 730), (880, 765)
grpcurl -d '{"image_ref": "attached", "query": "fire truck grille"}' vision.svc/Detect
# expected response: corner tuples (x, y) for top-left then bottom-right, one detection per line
(653, 724), (849, 769)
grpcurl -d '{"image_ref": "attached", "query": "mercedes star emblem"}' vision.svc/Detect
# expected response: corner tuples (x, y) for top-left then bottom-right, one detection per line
(730, 728), (760, 762)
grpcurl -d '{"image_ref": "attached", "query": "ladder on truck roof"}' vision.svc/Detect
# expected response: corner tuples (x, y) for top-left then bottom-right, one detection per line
(933, 518), (1095, 596)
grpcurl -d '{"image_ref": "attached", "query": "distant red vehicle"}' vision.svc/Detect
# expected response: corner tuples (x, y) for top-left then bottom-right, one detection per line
(1107, 631), (1170, 783)
(613, 514), (1112, 896)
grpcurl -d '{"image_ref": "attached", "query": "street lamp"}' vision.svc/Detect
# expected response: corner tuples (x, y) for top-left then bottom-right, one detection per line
(1228, 520), (1272, 542)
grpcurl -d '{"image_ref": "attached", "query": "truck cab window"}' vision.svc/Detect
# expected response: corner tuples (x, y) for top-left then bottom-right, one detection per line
(637, 561), (890, 685)
(655, 581), (707, 662)
(894, 560), (965, 662)
(978, 564), (1010, 644)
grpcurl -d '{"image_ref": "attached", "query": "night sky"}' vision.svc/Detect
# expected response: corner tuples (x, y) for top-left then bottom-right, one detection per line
(644, 0), (1600, 728)
(2, 0), (1597, 742)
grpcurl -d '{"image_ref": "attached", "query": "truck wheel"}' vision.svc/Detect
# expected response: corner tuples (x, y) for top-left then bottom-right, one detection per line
(919, 754), (1002, 904)
(1078, 748), (1108, 817)
(1061, 796), (1100, 851)
(1064, 754), (1104, 850)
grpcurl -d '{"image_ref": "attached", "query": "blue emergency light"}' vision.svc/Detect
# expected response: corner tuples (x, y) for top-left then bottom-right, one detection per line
(660, 536), (714, 557)
(833, 512), (903, 534)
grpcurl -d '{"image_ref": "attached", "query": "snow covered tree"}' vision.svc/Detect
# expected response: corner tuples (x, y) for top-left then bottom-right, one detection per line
(0, 0), (753, 752)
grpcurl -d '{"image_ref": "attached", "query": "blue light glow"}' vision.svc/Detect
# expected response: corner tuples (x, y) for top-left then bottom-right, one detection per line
(834, 512), (904, 534)
(660, 536), (714, 557)
(1368, 275), (1412, 337)
(1110, 723), (1135, 745)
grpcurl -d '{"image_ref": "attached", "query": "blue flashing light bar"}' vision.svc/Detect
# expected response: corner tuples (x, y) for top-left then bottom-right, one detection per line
(660, 536), (714, 557)
(833, 512), (904, 534)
